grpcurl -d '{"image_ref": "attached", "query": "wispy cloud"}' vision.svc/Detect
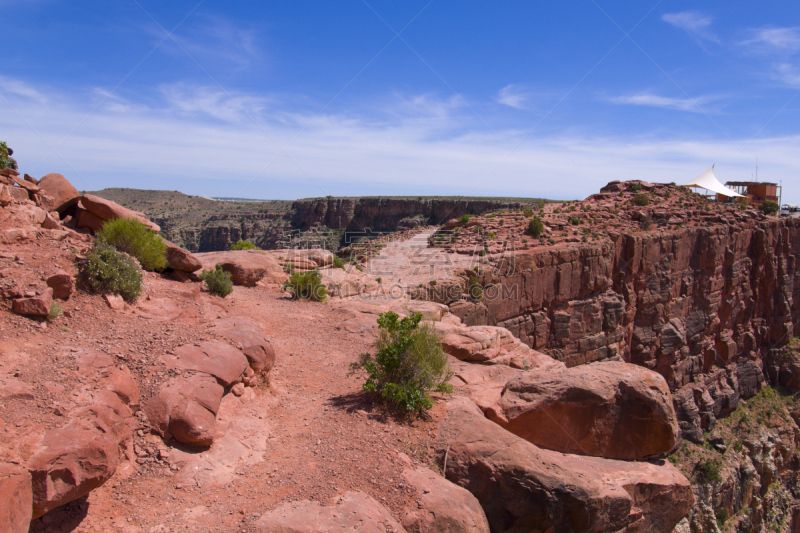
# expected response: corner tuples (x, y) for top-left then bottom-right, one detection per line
(609, 92), (716, 113)
(0, 76), (47, 104)
(745, 27), (800, 52)
(495, 84), (529, 109)
(160, 83), (273, 123)
(662, 11), (719, 44)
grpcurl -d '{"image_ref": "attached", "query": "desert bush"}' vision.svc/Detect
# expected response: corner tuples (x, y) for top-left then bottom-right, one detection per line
(631, 184), (642, 191)
(458, 214), (470, 224)
(633, 193), (650, 206)
(639, 215), (653, 230)
(697, 458), (722, 483)
(528, 217), (544, 237)
(760, 201), (779, 216)
(97, 218), (167, 271)
(569, 217), (581, 225)
(230, 240), (258, 250)
(0, 141), (17, 170)
(349, 311), (452, 414)
(48, 302), (63, 321)
(81, 243), (143, 302)
(333, 255), (345, 269)
(283, 270), (327, 301)
(468, 275), (482, 300)
(199, 265), (233, 297)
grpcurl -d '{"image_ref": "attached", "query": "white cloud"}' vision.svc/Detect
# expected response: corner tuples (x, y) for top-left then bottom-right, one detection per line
(0, 77), (797, 204)
(776, 63), (800, 87)
(662, 11), (719, 44)
(496, 84), (529, 109)
(745, 27), (800, 52)
(609, 92), (716, 113)
(0, 76), (47, 104)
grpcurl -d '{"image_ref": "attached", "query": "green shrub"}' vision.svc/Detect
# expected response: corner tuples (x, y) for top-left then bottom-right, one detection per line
(349, 311), (452, 414)
(633, 193), (650, 206)
(715, 507), (728, 527)
(760, 200), (779, 215)
(697, 458), (722, 483)
(640, 215), (653, 231)
(631, 183), (643, 191)
(97, 218), (167, 271)
(569, 217), (581, 225)
(0, 141), (17, 170)
(48, 302), (63, 321)
(283, 270), (327, 301)
(199, 265), (233, 297)
(528, 217), (544, 237)
(333, 255), (345, 269)
(458, 214), (470, 224)
(230, 240), (258, 250)
(468, 275), (482, 301)
(81, 243), (143, 302)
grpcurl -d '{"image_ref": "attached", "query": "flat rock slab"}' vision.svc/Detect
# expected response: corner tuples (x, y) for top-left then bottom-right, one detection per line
(439, 397), (693, 533)
(0, 462), (33, 533)
(487, 360), (680, 460)
(136, 297), (184, 321)
(255, 491), (408, 533)
(212, 317), (275, 372)
(163, 341), (248, 386)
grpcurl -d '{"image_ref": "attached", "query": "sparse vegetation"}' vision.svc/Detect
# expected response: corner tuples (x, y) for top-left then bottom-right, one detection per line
(459, 214), (471, 224)
(631, 184), (642, 192)
(468, 275), (482, 301)
(199, 265), (233, 297)
(760, 200), (779, 216)
(333, 255), (345, 269)
(48, 302), (63, 321)
(0, 141), (17, 170)
(283, 270), (327, 301)
(81, 243), (143, 302)
(639, 215), (652, 231)
(633, 193), (650, 207)
(528, 217), (544, 237)
(230, 240), (259, 250)
(349, 311), (452, 414)
(97, 218), (167, 271)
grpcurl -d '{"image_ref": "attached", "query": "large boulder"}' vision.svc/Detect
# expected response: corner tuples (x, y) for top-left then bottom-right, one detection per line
(163, 239), (202, 272)
(401, 466), (489, 533)
(145, 374), (224, 446)
(194, 250), (284, 287)
(212, 317), (276, 373)
(28, 392), (132, 519)
(0, 463), (32, 533)
(439, 397), (693, 533)
(37, 173), (80, 214)
(255, 491), (407, 533)
(487, 361), (680, 461)
(162, 341), (248, 386)
(80, 194), (160, 232)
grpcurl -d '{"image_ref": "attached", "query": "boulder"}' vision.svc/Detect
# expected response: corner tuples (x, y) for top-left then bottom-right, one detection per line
(163, 239), (202, 272)
(439, 397), (693, 533)
(401, 466), (489, 533)
(28, 394), (132, 518)
(75, 207), (105, 231)
(36, 173), (80, 214)
(46, 270), (74, 300)
(145, 374), (223, 446)
(212, 317), (276, 373)
(8, 186), (28, 202)
(104, 368), (140, 406)
(162, 341), (248, 386)
(255, 491), (407, 533)
(0, 463), (32, 533)
(487, 361), (680, 460)
(12, 288), (53, 316)
(0, 184), (13, 206)
(194, 250), (283, 287)
(80, 194), (160, 232)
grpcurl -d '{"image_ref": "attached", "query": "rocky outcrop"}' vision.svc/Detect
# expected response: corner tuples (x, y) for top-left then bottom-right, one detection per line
(0, 463), (32, 533)
(194, 250), (284, 286)
(79, 194), (160, 232)
(162, 341), (249, 387)
(439, 397), (694, 533)
(486, 361), (680, 461)
(255, 491), (407, 532)
(163, 239), (202, 272)
(400, 466), (490, 533)
(37, 173), (80, 214)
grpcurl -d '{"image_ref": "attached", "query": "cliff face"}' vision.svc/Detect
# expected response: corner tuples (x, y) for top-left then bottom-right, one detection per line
(465, 219), (800, 441)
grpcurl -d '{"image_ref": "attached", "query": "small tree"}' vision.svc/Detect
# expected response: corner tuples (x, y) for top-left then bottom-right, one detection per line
(760, 201), (779, 216)
(527, 217), (544, 237)
(349, 311), (452, 414)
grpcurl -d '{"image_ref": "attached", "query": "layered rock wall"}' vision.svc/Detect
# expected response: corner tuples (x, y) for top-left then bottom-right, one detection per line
(467, 219), (800, 439)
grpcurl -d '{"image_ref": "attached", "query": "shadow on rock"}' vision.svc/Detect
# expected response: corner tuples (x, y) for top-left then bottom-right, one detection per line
(29, 495), (89, 532)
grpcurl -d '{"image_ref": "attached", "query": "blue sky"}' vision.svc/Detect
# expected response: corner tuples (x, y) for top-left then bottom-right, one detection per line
(2, 1), (799, 201)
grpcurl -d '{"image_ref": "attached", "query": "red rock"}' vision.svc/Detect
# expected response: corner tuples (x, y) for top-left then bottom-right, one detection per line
(75, 207), (105, 231)
(40, 212), (61, 230)
(212, 317), (276, 373)
(255, 491), (408, 532)
(46, 270), (74, 300)
(135, 297), (183, 321)
(80, 194), (160, 232)
(487, 361), (680, 460)
(0, 463), (32, 533)
(194, 250), (283, 287)
(401, 466), (489, 533)
(9, 174), (39, 193)
(144, 374), (223, 446)
(0, 378), (35, 401)
(439, 397), (694, 533)
(163, 239), (202, 272)
(104, 294), (125, 310)
(0, 184), (12, 206)
(105, 368), (140, 406)
(37, 173), (80, 214)
(12, 288), (53, 316)
(8, 186), (28, 202)
(163, 341), (248, 386)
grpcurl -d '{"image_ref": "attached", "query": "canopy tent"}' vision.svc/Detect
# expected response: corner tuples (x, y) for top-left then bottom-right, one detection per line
(683, 166), (744, 198)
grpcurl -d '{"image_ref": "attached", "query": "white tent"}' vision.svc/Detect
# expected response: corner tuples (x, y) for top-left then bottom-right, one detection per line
(683, 166), (744, 198)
